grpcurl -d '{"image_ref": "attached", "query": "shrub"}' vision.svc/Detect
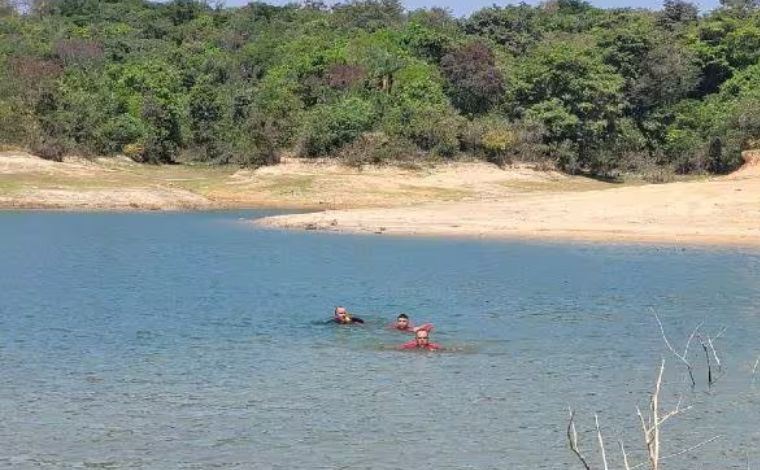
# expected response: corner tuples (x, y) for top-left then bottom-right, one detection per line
(31, 137), (66, 162)
(95, 115), (145, 155)
(123, 143), (145, 160)
(459, 118), (487, 153)
(481, 127), (516, 165)
(138, 96), (182, 164)
(336, 131), (419, 167)
(383, 103), (464, 157)
(300, 96), (375, 157)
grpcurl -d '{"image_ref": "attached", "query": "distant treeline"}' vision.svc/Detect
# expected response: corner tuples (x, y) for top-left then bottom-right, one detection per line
(1, 0), (759, 176)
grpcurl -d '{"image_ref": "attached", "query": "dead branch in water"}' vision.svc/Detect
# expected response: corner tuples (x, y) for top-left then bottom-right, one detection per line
(651, 308), (701, 388)
(619, 441), (631, 470)
(636, 359), (691, 470)
(698, 327), (725, 388)
(567, 359), (720, 470)
(595, 414), (609, 470)
(568, 409), (592, 470)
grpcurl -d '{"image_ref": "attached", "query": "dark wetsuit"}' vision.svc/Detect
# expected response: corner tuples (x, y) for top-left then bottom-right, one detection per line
(333, 316), (364, 324)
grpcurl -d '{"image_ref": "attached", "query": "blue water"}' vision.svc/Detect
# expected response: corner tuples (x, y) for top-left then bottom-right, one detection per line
(1, 211), (759, 469)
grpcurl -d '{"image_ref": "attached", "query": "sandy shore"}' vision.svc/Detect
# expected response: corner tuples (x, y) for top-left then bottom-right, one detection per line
(0, 151), (605, 211)
(4, 150), (760, 247)
(259, 151), (760, 247)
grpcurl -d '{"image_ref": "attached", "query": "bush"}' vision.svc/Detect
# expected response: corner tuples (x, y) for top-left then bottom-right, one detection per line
(408, 107), (462, 157)
(95, 115), (145, 155)
(459, 118), (487, 153)
(212, 114), (282, 168)
(300, 97), (375, 157)
(664, 128), (706, 173)
(336, 131), (419, 167)
(31, 137), (66, 162)
(510, 119), (553, 164)
(123, 143), (145, 160)
(482, 127), (516, 165)
(462, 116), (557, 166)
(383, 104), (463, 157)
(138, 96), (182, 164)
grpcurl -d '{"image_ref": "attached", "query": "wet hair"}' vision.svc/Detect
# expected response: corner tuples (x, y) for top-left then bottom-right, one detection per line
(397, 313), (409, 320)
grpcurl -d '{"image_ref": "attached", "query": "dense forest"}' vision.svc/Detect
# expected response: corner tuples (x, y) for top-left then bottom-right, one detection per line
(1, 0), (759, 177)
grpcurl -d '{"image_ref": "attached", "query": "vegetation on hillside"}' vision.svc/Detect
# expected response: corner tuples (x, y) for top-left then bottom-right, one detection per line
(1, 0), (759, 176)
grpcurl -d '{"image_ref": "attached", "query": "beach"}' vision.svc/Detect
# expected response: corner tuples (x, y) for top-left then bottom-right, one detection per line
(3, 150), (760, 246)
(259, 151), (760, 246)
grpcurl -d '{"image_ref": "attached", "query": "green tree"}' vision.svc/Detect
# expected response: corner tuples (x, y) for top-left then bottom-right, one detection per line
(510, 41), (625, 172)
(188, 81), (225, 160)
(300, 96), (375, 156)
(440, 41), (505, 115)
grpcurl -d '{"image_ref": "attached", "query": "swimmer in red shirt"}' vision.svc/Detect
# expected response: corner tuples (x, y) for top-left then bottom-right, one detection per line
(399, 328), (441, 351)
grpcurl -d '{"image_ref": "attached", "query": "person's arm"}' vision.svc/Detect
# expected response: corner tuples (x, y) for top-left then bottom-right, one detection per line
(351, 316), (365, 324)
(398, 341), (416, 350)
(413, 323), (433, 333)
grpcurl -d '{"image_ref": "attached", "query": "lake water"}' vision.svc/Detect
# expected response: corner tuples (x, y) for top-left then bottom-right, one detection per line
(1, 211), (759, 469)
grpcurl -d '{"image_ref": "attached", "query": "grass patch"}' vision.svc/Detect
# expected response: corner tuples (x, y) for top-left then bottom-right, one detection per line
(0, 176), (23, 194)
(498, 178), (619, 193)
(257, 175), (316, 197)
(396, 184), (471, 201)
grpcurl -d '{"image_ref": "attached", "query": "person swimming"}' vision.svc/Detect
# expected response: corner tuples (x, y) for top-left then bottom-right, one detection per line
(389, 313), (433, 334)
(399, 328), (441, 351)
(390, 313), (413, 331)
(333, 306), (364, 324)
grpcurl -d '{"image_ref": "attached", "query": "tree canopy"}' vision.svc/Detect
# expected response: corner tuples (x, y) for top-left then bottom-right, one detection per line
(1, 0), (759, 175)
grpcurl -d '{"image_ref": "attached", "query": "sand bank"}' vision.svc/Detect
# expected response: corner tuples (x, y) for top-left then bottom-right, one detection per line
(258, 152), (760, 247)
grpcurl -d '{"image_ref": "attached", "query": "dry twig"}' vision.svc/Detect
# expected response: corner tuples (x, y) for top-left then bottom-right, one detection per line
(568, 409), (592, 470)
(595, 414), (609, 470)
(698, 328), (725, 387)
(619, 440), (631, 470)
(651, 308), (701, 387)
(568, 359), (720, 470)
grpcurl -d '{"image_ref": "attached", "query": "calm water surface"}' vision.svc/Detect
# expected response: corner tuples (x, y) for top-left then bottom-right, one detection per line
(0, 211), (759, 469)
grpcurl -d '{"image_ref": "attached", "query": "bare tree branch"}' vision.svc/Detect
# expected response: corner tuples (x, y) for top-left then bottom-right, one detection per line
(595, 414), (609, 470)
(567, 409), (592, 470)
(634, 359), (694, 470)
(697, 328), (725, 388)
(702, 340), (713, 387)
(620, 440), (632, 470)
(658, 435), (721, 462)
(652, 308), (700, 387)
(567, 327), (723, 470)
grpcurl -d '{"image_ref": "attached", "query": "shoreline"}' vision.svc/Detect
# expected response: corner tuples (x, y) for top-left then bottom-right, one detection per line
(257, 150), (760, 248)
(4, 150), (760, 248)
(0, 199), (332, 212)
(257, 220), (760, 249)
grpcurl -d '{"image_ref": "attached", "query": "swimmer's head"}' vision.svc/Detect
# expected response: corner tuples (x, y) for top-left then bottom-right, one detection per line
(415, 329), (430, 346)
(396, 313), (409, 329)
(334, 306), (350, 323)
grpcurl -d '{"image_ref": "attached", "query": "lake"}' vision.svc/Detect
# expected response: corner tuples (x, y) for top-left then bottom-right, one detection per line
(1, 211), (759, 469)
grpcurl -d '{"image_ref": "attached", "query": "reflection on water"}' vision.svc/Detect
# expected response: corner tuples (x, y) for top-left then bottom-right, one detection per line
(0, 211), (759, 469)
